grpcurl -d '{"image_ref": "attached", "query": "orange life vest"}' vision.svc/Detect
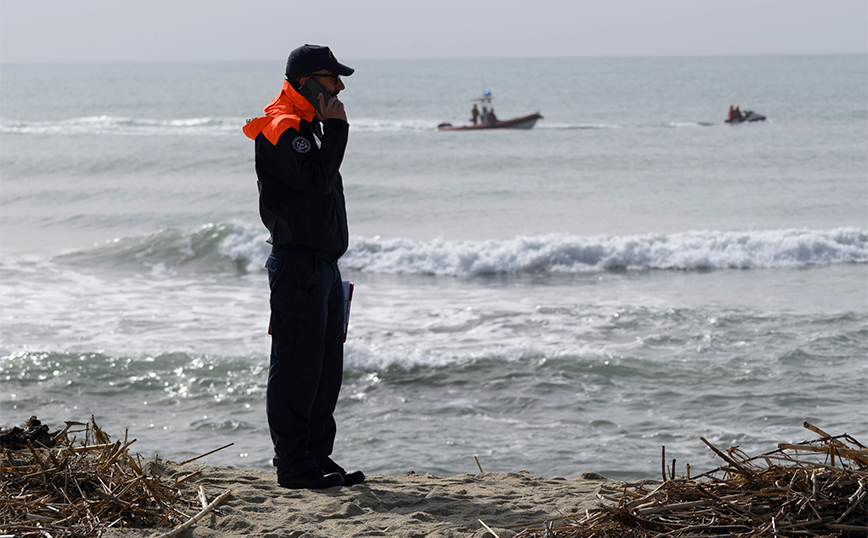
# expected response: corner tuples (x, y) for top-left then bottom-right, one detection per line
(243, 80), (318, 145)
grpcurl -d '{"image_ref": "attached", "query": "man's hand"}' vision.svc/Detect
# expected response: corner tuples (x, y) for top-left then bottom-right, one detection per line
(317, 94), (347, 123)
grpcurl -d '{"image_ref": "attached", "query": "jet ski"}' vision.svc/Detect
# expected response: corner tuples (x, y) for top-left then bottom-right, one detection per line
(726, 110), (766, 124)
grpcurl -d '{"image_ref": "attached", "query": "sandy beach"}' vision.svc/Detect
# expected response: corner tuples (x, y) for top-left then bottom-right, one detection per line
(101, 464), (621, 538)
(6, 418), (863, 537)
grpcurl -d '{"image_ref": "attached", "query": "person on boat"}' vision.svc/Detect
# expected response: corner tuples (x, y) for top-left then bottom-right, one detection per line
(242, 44), (364, 491)
(728, 105), (735, 120)
(487, 108), (498, 123)
(471, 104), (479, 125)
(734, 106), (743, 120)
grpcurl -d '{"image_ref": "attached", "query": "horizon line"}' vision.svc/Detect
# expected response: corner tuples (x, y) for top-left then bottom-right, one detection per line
(2, 51), (865, 66)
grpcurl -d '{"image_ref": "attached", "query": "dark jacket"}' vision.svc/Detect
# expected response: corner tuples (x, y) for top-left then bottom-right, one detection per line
(243, 80), (349, 262)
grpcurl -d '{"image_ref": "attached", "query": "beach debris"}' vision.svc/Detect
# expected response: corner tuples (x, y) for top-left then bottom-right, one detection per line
(0, 415), (231, 538)
(0, 416), (56, 450)
(479, 518), (502, 538)
(475, 454), (485, 473)
(514, 423), (867, 537)
(151, 489), (233, 538)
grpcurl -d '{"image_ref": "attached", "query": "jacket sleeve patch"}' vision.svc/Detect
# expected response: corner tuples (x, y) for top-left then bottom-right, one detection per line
(292, 136), (312, 153)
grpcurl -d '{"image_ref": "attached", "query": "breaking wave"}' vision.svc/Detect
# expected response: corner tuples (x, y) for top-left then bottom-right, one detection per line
(53, 225), (868, 277)
(1, 115), (244, 136)
(341, 229), (868, 275)
(1, 116), (455, 136)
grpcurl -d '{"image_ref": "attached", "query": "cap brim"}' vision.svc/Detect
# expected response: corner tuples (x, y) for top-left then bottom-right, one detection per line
(329, 60), (354, 76)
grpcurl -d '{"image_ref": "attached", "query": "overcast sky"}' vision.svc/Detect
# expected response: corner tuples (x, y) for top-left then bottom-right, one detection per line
(1, 0), (865, 63)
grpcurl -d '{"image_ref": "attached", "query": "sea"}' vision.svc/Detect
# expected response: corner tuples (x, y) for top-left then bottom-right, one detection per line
(1, 55), (866, 481)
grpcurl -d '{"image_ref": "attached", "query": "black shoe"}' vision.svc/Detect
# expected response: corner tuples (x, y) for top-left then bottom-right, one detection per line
(340, 470), (366, 486)
(318, 457), (366, 486)
(278, 468), (344, 490)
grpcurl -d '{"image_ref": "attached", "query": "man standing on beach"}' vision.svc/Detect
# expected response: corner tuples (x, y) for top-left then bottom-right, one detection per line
(243, 44), (364, 490)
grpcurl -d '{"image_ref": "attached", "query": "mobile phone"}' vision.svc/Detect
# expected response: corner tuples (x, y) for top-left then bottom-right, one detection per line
(298, 78), (332, 111)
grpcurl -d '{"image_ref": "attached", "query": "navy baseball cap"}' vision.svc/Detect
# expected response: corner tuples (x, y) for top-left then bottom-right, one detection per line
(285, 44), (354, 80)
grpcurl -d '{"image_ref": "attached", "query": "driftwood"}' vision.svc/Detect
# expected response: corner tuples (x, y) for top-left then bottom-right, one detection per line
(0, 416), (231, 538)
(515, 423), (867, 538)
(151, 489), (232, 538)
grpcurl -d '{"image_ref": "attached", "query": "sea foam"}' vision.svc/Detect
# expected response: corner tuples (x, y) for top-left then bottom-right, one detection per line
(338, 228), (868, 275)
(0, 116), (243, 136)
(52, 225), (867, 277)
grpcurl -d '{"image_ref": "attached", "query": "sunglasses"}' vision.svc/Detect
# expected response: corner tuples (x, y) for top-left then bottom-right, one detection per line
(311, 73), (340, 83)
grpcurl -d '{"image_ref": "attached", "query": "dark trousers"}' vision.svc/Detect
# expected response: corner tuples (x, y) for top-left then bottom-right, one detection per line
(265, 246), (344, 477)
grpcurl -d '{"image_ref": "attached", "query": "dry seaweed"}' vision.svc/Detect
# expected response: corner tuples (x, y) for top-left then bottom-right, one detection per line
(514, 423), (867, 538)
(0, 416), (55, 450)
(0, 416), (231, 538)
